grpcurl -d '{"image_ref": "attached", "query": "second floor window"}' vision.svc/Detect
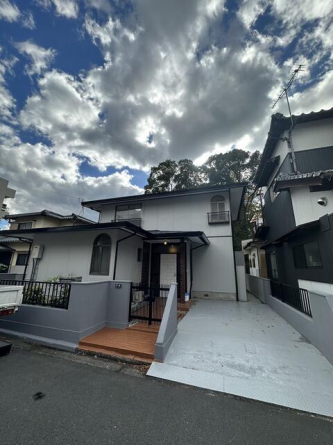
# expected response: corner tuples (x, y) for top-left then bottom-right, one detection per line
(115, 204), (142, 222)
(18, 222), (33, 230)
(209, 195), (228, 223)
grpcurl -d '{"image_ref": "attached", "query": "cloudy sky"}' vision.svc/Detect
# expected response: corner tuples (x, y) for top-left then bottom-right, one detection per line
(0, 0), (332, 223)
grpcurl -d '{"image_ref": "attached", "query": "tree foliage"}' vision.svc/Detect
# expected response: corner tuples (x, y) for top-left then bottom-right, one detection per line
(144, 148), (261, 249)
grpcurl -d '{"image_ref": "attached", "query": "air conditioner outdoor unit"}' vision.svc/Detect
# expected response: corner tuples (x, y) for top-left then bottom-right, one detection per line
(31, 245), (44, 259)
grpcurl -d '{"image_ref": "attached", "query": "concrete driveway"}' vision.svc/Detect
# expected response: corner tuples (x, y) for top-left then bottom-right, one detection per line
(148, 299), (333, 418)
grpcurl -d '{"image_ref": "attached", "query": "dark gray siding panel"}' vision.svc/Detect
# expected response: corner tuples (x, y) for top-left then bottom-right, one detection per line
(265, 214), (333, 287)
(295, 146), (333, 172)
(279, 153), (293, 175)
(263, 190), (295, 244)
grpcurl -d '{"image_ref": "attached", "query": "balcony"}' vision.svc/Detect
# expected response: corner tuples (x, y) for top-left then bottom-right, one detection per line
(207, 211), (230, 224)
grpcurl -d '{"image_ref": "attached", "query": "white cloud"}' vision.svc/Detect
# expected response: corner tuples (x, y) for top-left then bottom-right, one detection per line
(15, 40), (56, 76)
(0, 48), (18, 121)
(22, 11), (35, 29)
(0, 0), (20, 22)
(36, 0), (79, 19)
(0, 1), (35, 29)
(1, 0), (333, 216)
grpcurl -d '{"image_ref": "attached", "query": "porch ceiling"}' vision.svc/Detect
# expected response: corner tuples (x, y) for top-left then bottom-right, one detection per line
(151, 230), (210, 245)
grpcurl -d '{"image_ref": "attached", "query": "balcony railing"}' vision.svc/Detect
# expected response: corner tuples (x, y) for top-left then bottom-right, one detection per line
(207, 211), (230, 224)
(270, 280), (312, 317)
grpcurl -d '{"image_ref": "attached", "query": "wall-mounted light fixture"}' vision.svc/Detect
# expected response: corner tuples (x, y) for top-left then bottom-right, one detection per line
(163, 241), (167, 245)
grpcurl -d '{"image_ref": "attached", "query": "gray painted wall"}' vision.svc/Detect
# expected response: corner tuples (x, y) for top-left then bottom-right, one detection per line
(155, 283), (178, 362)
(266, 291), (333, 365)
(246, 274), (271, 303)
(0, 273), (24, 280)
(0, 280), (132, 351)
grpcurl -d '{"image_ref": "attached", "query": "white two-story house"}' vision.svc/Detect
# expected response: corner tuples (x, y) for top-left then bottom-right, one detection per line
(254, 107), (333, 295)
(0, 184), (247, 301)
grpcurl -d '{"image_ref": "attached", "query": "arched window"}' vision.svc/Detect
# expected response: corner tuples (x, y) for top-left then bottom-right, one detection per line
(210, 195), (226, 222)
(90, 234), (111, 275)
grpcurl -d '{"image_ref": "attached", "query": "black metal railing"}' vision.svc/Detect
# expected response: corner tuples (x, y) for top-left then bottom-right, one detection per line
(0, 280), (71, 309)
(129, 283), (170, 325)
(270, 280), (312, 317)
(207, 211), (230, 224)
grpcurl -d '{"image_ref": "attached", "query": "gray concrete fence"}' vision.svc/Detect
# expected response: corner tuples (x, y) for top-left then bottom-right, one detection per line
(246, 274), (271, 303)
(0, 280), (132, 351)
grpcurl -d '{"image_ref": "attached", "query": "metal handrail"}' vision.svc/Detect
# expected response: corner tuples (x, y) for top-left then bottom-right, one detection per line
(207, 211), (230, 224)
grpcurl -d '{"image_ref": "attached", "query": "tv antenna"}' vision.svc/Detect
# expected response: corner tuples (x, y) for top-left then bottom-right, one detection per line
(271, 65), (304, 123)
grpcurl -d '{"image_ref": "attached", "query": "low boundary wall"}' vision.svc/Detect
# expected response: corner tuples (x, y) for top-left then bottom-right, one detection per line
(246, 274), (271, 303)
(266, 291), (333, 365)
(0, 280), (131, 351)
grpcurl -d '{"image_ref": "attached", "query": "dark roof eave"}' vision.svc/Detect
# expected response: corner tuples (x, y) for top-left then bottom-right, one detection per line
(5, 210), (94, 224)
(82, 183), (249, 211)
(263, 219), (320, 246)
(0, 221), (153, 239)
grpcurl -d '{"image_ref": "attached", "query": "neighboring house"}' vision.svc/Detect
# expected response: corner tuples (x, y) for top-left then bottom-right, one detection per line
(253, 108), (333, 294)
(241, 234), (267, 278)
(0, 184), (247, 301)
(0, 210), (94, 279)
(0, 177), (15, 219)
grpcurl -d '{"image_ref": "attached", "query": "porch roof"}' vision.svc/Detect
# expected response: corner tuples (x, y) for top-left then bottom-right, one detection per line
(0, 221), (154, 241)
(150, 230), (210, 245)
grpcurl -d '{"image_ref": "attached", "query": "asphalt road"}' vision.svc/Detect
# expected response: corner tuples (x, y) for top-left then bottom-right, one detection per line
(0, 344), (332, 445)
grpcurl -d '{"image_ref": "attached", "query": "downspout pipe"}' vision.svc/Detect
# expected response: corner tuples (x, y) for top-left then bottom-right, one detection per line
(229, 188), (239, 302)
(113, 233), (136, 280)
(22, 240), (32, 281)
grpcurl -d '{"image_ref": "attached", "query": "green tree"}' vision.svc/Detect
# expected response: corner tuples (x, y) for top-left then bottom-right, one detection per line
(144, 159), (202, 193)
(144, 159), (178, 193)
(203, 149), (260, 185)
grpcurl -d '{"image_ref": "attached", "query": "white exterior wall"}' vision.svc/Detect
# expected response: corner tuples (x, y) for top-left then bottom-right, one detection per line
(192, 237), (235, 295)
(27, 230), (141, 281)
(292, 118), (333, 151)
(299, 279), (333, 296)
(100, 191), (236, 295)
(100, 192), (231, 237)
(291, 188), (333, 226)
(115, 235), (143, 283)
